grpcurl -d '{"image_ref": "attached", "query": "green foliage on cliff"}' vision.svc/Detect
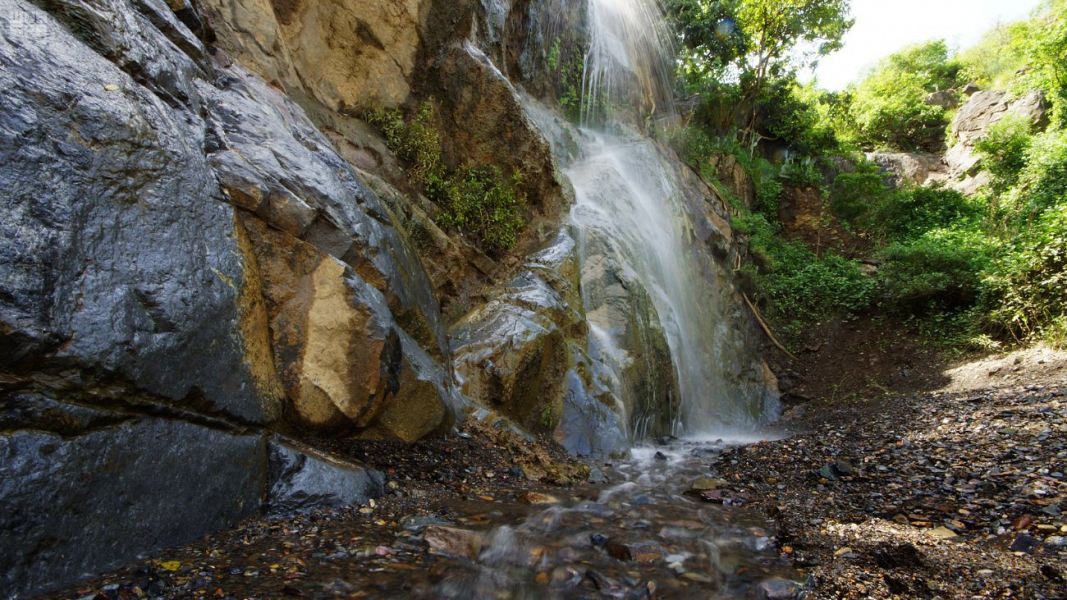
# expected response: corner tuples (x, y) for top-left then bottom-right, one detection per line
(666, 0), (852, 141)
(733, 208), (875, 339)
(847, 41), (964, 152)
(669, 0), (1067, 350)
(366, 104), (525, 256)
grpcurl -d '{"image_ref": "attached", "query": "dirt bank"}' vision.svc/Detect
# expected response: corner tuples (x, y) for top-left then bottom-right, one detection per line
(721, 346), (1067, 598)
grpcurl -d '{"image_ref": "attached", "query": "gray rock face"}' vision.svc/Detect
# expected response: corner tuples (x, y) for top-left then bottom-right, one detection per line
(866, 152), (946, 188)
(939, 89), (1049, 193)
(202, 67), (450, 361)
(0, 0), (449, 595)
(451, 232), (587, 434)
(951, 90), (1048, 147)
(0, 400), (266, 598)
(556, 362), (627, 458)
(267, 439), (386, 514)
(0, 0), (272, 423)
(579, 233), (681, 438)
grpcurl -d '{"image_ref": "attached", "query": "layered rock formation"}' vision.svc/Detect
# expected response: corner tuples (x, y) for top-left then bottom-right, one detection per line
(0, 0), (453, 594)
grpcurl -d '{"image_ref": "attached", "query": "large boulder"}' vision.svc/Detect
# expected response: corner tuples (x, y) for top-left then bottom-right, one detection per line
(0, 395), (266, 598)
(452, 231), (629, 455)
(579, 237), (681, 438)
(0, 0), (277, 424)
(0, 0), (454, 595)
(267, 438), (385, 514)
(451, 233), (585, 434)
(866, 152), (946, 188)
(943, 90), (1049, 192)
(950, 90), (1048, 147)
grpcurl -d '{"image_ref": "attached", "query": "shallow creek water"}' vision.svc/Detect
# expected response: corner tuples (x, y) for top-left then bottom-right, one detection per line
(402, 439), (798, 599)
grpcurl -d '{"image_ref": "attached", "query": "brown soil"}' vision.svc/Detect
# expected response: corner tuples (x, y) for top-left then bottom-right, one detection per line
(716, 349), (1067, 599)
(778, 185), (873, 260)
(769, 317), (951, 411)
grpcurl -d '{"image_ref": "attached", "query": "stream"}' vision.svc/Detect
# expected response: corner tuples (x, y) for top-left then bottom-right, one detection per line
(403, 438), (800, 599)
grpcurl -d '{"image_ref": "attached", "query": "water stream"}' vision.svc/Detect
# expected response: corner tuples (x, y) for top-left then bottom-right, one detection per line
(566, 0), (769, 438)
(417, 439), (796, 599)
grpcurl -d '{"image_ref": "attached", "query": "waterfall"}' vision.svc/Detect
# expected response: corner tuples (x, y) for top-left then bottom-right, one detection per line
(582, 0), (675, 125)
(563, 0), (770, 437)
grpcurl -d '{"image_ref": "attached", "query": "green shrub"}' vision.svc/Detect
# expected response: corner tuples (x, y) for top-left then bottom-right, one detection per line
(983, 207), (1067, 341)
(436, 167), (526, 255)
(975, 115), (1033, 194)
(778, 156), (823, 188)
(871, 185), (981, 241)
(674, 129), (783, 213)
(366, 103), (526, 256)
(365, 105), (442, 186)
(1002, 129), (1067, 221)
(848, 41), (963, 152)
(828, 159), (892, 225)
(736, 209), (875, 339)
(878, 227), (995, 310)
(957, 21), (1032, 90)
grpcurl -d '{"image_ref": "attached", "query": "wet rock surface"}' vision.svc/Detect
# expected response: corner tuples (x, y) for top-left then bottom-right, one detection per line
(49, 427), (801, 600)
(718, 378), (1067, 599)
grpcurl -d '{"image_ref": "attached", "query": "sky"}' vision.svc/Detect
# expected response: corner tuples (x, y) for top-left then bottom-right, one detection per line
(808, 0), (1044, 90)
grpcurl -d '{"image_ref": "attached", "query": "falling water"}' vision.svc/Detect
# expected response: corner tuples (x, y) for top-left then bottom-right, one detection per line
(582, 0), (676, 125)
(567, 0), (769, 437)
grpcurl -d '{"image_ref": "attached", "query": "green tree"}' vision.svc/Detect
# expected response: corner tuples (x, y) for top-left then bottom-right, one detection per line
(1023, 0), (1067, 125)
(735, 0), (852, 131)
(666, 0), (853, 138)
(849, 40), (964, 151)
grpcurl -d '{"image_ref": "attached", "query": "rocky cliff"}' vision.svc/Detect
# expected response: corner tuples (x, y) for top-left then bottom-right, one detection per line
(0, 0), (769, 596)
(867, 87), (1049, 194)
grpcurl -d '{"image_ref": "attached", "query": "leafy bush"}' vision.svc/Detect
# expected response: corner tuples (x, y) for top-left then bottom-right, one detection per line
(778, 155), (823, 188)
(848, 41), (963, 152)
(828, 159), (892, 225)
(878, 227), (995, 310)
(366, 105), (442, 186)
(674, 129), (783, 213)
(983, 207), (1067, 341)
(957, 21), (1032, 90)
(870, 185), (981, 241)
(974, 115), (1033, 194)
(735, 210), (875, 339)
(435, 167), (526, 255)
(1002, 129), (1067, 221)
(366, 103), (525, 255)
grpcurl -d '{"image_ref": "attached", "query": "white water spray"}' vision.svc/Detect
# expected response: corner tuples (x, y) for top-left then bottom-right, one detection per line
(582, 0), (675, 125)
(566, 0), (769, 437)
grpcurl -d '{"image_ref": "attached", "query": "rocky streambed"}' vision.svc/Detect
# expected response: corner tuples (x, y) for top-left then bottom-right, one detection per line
(49, 351), (1067, 600)
(51, 429), (802, 600)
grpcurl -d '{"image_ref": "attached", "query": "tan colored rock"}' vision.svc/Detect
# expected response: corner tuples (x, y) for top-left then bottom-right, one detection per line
(233, 215), (287, 418)
(277, 0), (424, 109)
(239, 216), (393, 429)
(424, 526), (484, 559)
(298, 257), (389, 426)
(708, 153), (756, 208)
(201, 0), (426, 110)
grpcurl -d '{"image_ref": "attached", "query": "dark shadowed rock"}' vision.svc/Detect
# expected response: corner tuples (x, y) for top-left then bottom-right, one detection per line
(267, 438), (385, 514)
(0, 415), (266, 598)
